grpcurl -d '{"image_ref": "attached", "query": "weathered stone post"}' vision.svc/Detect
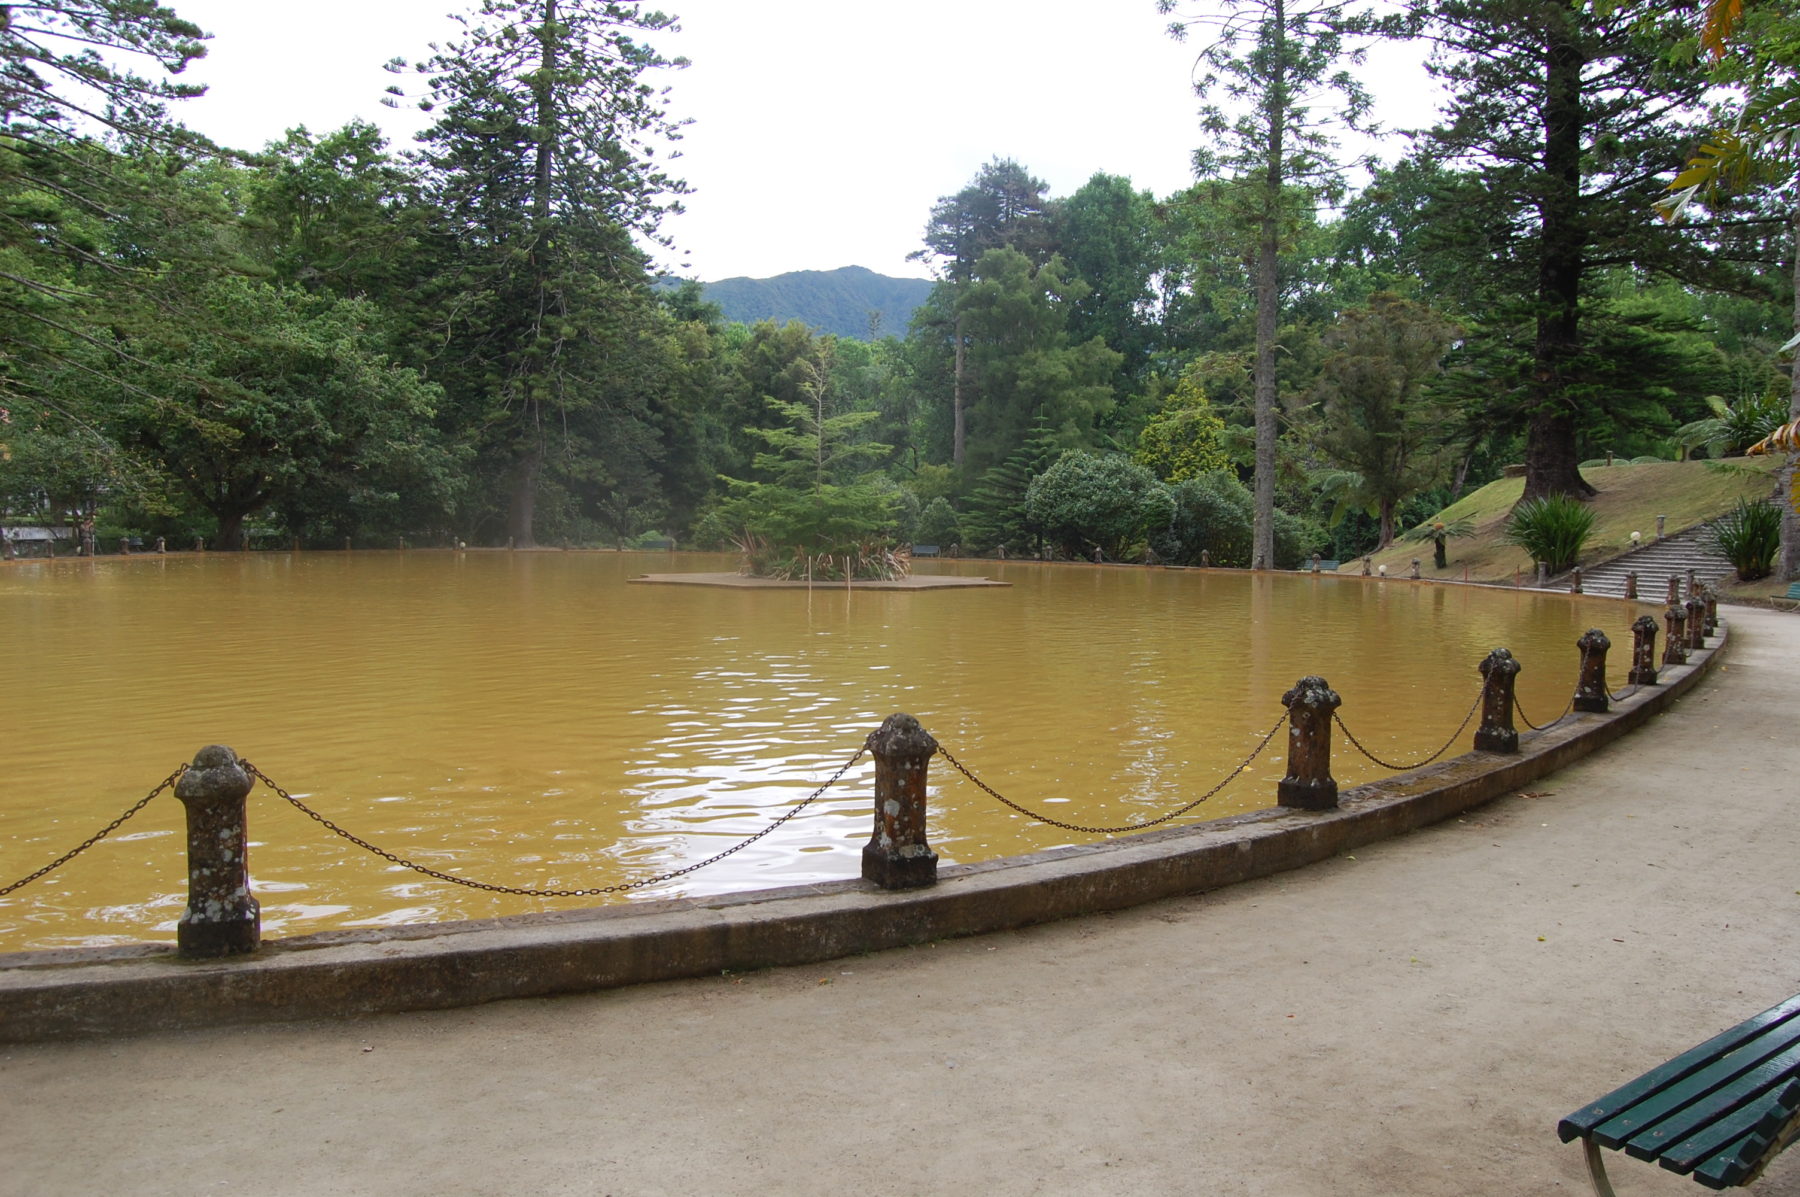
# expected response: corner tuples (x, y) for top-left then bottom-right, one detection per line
(193, 536), (204, 552)
(1278, 677), (1340, 811)
(1624, 571), (1638, 600)
(1201, 550), (1211, 569)
(1570, 567), (1583, 594)
(1662, 604), (1688, 667)
(1687, 569), (1699, 600)
(1574, 629), (1612, 713)
(154, 535), (166, 554)
(863, 714), (939, 890)
(1475, 648), (1522, 754)
(119, 537), (131, 555)
(1656, 514), (1666, 540)
(1311, 552), (1322, 573)
(173, 745), (260, 958)
(1666, 576), (1680, 605)
(1362, 556), (1371, 576)
(1685, 594), (1706, 650)
(1536, 562), (1548, 587)
(1703, 586), (1718, 635)
(0, 530), (11, 561)
(1410, 559), (1421, 580)
(1628, 615), (1659, 687)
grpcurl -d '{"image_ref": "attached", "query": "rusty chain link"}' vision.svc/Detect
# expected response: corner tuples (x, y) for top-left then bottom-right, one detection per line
(242, 747), (868, 898)
(1514, 644), (1586, 732)
(1333, 684), (1485, 772)
(0, 764), (187, 897)
(934, 713), (1287, 836)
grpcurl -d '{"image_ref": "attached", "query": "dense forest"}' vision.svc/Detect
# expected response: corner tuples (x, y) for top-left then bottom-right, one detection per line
(2, 0), (1797, 576)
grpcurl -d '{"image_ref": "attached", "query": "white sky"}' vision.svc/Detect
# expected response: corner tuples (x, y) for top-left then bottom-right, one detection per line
(168, 0), (1439, 282)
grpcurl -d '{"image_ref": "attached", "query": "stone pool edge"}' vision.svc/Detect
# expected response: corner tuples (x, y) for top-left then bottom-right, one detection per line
(0, 626), (1727, 1043)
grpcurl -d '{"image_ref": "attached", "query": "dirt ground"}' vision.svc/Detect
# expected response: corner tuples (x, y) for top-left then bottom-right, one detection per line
(3, 609), (1798, 1197)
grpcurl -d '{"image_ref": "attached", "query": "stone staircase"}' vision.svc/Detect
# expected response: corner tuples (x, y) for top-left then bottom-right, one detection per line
(1551, 522), (1735, 600)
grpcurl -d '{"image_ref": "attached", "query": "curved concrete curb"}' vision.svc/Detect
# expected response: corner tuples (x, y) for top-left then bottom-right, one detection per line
(0, 626), (1729, 1042)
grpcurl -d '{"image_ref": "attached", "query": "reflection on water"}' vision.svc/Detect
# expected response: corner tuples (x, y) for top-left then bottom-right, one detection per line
(0, 551), (1646, 950)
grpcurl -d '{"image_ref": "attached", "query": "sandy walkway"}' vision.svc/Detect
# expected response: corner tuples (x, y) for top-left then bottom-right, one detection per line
(3, 609), (1798, 1197)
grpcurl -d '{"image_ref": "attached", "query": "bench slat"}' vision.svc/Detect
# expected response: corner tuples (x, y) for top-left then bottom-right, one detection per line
(1598, 1025), (1800, 1150)
(1559, 996), (1800, 1144)
(1657, 1079), (1800, 1175)
(1694, 1090), (1800, 1189)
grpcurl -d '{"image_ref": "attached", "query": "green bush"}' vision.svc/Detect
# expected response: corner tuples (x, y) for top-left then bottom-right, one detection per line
(915, 497), (961, 547)
(1503, 495), (1595, 574)
(1024, 451), (1171, 560)
(1712, 499), (1782, 581)
(1152, 471), (1253, 566)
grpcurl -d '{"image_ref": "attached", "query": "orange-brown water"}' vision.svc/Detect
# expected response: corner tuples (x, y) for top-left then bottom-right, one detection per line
(0, 551), (1646, 951)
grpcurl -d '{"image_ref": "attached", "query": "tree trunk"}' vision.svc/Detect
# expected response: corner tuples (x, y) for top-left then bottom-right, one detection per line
(1378, 496), (1396, 551)
(952, 311), (967, 471)
(1522, 7), (1596, 503)
(214, 510), (247, 552)
(508, 447), (541, 548)
(1250, 0), (1285, 571)
(1780, 207), (1800, 582)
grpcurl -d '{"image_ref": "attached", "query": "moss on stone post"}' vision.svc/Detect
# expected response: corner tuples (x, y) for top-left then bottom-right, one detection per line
(1628, 615), (1659, 687)
(862, 714), (939, 890)
(173, 745), (260, 958)
(1476, 649), (1521, 753)
(1624, 571), (1638, 600)
(1278, 677), (1340, 810)
(1574, 629), (1611, 713)
(1684, 595), (1706, 651)
(1663, 604), (1688, 668)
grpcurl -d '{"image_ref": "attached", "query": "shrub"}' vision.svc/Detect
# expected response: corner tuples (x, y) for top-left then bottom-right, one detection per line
(1024, 451), (1171, 560)
(1712, 499), (1782, 581)
(1152, 471), (1253, 566)
(1503, 495), (1595, 574)
(915, 497), (961, 547)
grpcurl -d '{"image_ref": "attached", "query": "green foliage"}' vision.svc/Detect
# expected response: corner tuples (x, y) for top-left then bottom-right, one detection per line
(1135, 370), (1232, 481)
(1711, 499), (1783, 581)
(1502, 496), (1597, 573)
(1153, 471), (1253, 566)
(1023, 451), (1170, 560)
(915, 497), (961, 546)
(1676, 390), (1790, 460)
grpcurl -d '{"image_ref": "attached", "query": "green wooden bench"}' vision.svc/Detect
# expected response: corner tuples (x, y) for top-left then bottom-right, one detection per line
(1558, 993), (1800, 1192)
(1786, 582), (1800, 600)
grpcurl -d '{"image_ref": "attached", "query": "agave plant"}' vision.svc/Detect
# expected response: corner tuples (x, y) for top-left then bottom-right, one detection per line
(1503, 496), (1595, 574)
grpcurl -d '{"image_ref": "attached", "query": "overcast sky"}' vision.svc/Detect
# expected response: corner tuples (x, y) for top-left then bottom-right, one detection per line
(169, 0), (1439, 282)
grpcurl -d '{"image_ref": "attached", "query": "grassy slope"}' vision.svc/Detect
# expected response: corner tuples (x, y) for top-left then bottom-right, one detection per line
(1340, 457), (1783, 587)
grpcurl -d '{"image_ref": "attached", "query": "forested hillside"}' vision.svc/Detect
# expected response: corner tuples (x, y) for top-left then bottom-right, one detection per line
(693, 267), (933, 340)
(2, 0), (1796, 581)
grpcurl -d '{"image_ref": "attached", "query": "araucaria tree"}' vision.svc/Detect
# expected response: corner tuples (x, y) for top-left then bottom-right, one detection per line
(1419, 0), (1726, 502)
(402, 0), (687, 546)
(1162, 0), (1381, 569)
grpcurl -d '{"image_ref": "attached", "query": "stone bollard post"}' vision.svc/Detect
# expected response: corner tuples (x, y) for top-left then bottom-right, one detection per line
(1662, 604), (1688, 667)
(173, 745), (260, 958)
(194, 537), (204, 552)
(1666, 576), (1680, 605)
(1624, 571), (1638, 601)
(1570, 567), (1583, 594)
(862, 714), (939, 890)
(119, 537), (131, 555)
(1410, 559), (1421, 580)
(1475, 648), (1522, 753)
(1573, 629), (1612, 713)
(344, 536), (352, 552)
(1536, 562), (1548, 588)
(1628, 615), (1659, 687)
(1362, 557), (1372, 576)
(1311, 552), (1321, 573)
(155, 536), (166, 554)
(1687, 570), (1698, 600)
(1703, 586), (1718, 635)
(1278, 677), (1341, 811)
(1201, 550), (1211, 569)
(1685, 595), (1706, 650)
(1656, 514), (1666, 540)
(1, 530), (11, 561)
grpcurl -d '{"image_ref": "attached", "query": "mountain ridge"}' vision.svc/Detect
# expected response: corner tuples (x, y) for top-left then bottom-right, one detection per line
(680, 265), (935, 340)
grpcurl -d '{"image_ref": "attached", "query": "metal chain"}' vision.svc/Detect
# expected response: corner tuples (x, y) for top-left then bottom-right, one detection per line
(0, 765), (187, 897)
(242, 747), (868, 898)
(934, 713), (1287, 836)
(1333, 683), (1485, 772)
(1515, 644), (1592, 732)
